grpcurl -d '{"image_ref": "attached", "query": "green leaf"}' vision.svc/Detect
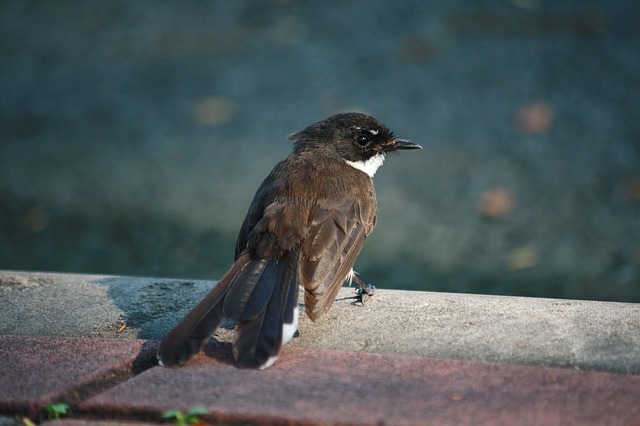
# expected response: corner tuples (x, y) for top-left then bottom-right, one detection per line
(162, 409), (182, 419)
(46, 402), (70, 420)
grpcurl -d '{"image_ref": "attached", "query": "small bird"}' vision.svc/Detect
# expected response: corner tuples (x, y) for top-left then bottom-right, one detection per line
(157, 112), (421, 369)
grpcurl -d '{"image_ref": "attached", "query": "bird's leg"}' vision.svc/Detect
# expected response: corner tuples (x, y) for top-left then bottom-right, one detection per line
(352, 274), (376, 305)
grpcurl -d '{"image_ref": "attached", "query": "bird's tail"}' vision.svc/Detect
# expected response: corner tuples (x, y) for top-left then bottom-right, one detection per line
(157, 250), (300, 369)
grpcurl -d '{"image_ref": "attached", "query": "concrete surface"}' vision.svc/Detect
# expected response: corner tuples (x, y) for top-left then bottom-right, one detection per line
(1, 270), (638, 374)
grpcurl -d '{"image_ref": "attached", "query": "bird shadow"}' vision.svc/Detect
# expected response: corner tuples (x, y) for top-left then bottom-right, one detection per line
(201, 340), (236, 366)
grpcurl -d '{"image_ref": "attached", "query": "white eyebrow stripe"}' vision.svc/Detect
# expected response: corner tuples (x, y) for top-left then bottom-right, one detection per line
(355, 127), (379, 135)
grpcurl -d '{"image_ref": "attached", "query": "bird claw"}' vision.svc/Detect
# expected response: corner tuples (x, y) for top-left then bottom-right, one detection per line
(354, 281), (376, 306)
(348, 273), (376, 306)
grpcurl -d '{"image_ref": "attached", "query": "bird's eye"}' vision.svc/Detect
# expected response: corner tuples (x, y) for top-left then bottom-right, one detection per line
(356, 134), (370, 146)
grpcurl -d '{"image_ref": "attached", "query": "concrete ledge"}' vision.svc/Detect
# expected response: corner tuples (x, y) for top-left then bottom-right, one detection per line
(1, 270), (638, 374)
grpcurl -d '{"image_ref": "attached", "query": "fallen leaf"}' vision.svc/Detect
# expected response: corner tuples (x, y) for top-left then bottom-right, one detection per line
(507, 246), (539, 270)
(193, 97), (237, 125)
(479, 187), (514, 218)
(516, 102), (554, 135)
(625, 177), (640, 202)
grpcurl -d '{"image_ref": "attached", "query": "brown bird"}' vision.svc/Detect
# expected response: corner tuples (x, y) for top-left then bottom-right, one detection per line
(157, 112), (421, 369)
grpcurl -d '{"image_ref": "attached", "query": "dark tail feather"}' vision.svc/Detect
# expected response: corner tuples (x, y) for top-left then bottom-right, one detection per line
(222, 256), (271, 320)
(233, 250), (300, 369)
(157, 250), (301, 369)
(157, 252), (252, 367)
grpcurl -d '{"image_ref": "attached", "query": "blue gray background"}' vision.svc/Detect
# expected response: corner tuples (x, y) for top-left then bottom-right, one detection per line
(1, 1), (639, 302)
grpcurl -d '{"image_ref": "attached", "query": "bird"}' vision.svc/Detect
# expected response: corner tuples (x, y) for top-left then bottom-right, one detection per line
(157, 112), (422, 369)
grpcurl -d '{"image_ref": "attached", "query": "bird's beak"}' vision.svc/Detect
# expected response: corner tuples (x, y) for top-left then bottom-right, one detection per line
(381, 139), (423, 152)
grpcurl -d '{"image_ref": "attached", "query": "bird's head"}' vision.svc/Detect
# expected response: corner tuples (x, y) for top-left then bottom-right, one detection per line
(289, 112), (422, 177)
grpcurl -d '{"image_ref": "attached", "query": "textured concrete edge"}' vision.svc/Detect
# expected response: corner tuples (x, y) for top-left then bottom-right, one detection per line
(1, 269), (639, 375)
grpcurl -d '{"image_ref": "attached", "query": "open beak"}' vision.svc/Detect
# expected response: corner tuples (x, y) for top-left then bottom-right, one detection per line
(381, 138), (423, 152)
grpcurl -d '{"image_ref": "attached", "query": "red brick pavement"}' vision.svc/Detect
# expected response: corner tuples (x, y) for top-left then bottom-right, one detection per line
(2, 335), (639, 425)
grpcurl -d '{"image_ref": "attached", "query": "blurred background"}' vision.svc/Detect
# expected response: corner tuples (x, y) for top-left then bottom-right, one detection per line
(1, 1), (639, 302)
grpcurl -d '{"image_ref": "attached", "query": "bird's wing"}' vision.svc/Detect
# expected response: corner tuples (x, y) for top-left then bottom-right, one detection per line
(300, 198), (376, 321)
(235, 189), (266, 260)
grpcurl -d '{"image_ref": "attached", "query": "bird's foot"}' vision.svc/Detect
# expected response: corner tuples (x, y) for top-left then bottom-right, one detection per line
(355, 284), (376, 305)
(353, 275), (376, 306)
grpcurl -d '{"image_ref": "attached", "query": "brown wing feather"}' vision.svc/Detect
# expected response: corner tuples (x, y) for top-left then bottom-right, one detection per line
(301, 200), (375, 321)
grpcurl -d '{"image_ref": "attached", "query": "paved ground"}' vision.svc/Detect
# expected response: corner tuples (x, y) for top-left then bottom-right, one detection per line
(1, 270), (639, 424)
(1, 1), (639, 302)
(3, 335), (640, 425)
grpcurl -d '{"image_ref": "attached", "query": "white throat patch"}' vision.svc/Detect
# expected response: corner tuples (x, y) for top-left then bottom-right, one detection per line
(345, 154), (386, 177)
